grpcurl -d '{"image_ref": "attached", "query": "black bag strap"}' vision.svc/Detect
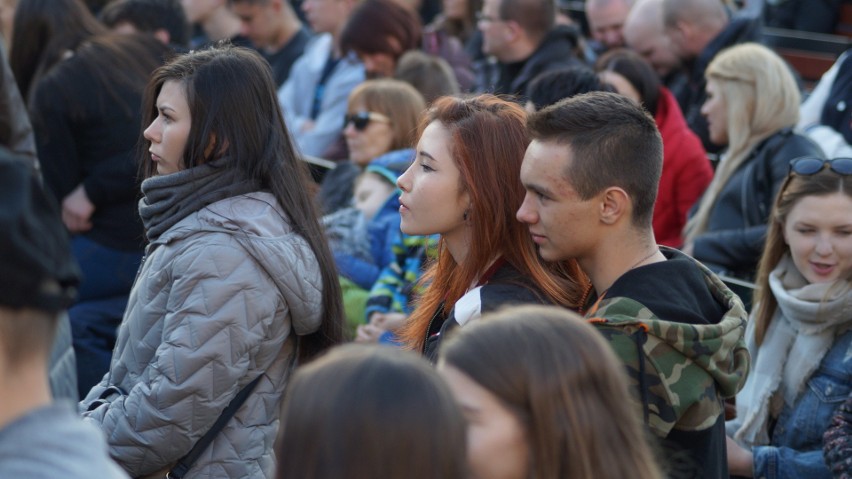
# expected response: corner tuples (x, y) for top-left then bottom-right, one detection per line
(166, 375), (263, 479)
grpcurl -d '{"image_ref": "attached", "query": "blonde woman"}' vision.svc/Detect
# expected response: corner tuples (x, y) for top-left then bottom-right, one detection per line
(683, 43), (823, 281)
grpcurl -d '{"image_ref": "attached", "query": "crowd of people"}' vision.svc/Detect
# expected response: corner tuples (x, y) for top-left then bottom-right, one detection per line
(0, 0), (851, 477)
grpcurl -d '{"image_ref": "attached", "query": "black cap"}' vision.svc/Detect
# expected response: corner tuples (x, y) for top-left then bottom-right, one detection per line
(0, 148), (80, 312)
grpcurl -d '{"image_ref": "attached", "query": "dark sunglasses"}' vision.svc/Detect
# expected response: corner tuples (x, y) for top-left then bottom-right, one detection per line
(789, 157), (852, 176)
(344, 111), (390, 131)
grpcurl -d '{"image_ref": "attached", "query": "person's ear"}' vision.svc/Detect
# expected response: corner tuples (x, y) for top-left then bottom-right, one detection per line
(153, 28), (171, 45)
(672, 20), (693, 42)
(599, 186), (629, 225)
(504, 19), (523, 42)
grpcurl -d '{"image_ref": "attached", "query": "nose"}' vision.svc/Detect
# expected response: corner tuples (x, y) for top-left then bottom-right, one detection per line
(239, 21), (250, 37)
(700, 100), (710, 118)
(397, 163), (413, 192)
(343, 121), (356, 137)
(815, 234), (834, 256)
(143, 118), (160, 144)
(516, 193), (537, 224)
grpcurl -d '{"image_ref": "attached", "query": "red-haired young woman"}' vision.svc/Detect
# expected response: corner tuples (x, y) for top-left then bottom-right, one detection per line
(396, 94), (589, 360)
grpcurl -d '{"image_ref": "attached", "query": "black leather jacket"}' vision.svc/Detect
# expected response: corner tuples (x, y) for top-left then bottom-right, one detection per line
(692, 129), (824, 280)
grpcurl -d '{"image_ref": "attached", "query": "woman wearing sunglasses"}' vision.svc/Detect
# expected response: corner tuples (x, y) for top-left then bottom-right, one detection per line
(317, 78), (426, 215)
(396, 95), (589, 360)
(725, 157), (852, 478)
(683, 43), (824, 281)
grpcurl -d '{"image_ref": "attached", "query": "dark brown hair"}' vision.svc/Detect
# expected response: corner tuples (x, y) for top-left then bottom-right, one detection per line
(498, 0), (555, 43)
(140, 44), (344, 359)
(527, 91), (663, 229)
(340, 0), (422, 60)
(595, 48), (661, 117)
(277, 344), (467, 479)
(10, 0), (106, 103)
(441, 305), (664, 479)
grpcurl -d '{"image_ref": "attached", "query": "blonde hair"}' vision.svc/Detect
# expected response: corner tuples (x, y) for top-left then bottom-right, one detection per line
(684, 43), (800, 242)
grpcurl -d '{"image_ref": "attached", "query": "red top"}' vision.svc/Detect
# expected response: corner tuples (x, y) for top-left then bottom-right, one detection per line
(653, 87), (713, 248)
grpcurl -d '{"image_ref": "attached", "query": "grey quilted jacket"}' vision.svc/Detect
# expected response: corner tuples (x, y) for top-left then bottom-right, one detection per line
(80, 192), (323, 478)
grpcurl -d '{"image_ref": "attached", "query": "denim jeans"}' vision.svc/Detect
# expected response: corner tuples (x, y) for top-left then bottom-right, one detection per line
(69, 236), (142, 399)
(71, 235), (142, 302)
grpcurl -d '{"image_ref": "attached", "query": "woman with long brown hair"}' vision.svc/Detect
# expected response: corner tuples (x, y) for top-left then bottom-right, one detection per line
(438, 305), (664, 479)
(80, 45), (343, 478)
(725, 158), (852, 477)
(277, 344), (467, 479)
(396, 94), (588, 360)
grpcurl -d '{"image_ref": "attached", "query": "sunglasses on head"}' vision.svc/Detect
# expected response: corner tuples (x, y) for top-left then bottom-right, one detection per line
(788, 157), (852, 176)
(344, 111), (391, 131)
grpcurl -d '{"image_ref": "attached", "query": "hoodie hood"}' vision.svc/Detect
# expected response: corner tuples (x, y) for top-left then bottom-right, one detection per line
(366, 148), (414, 186)
(587, 247), (750, 436)
(157, 191), (324, 336)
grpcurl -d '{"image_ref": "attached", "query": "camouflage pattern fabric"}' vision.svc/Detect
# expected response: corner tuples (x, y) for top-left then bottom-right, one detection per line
(587, 250), (750, 438)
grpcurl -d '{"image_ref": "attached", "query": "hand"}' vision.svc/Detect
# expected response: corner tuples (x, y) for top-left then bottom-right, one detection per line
(371, 312), (407, 332)
(299, 120), (315, 133)
(726, 436), (754, 477)
(62, 184), (95, 233)
(355, 324), (385, 343)
(681, 241), (694, 257)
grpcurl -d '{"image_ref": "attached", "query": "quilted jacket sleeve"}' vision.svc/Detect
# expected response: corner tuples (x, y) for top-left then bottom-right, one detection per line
(82, 242), (284, 477)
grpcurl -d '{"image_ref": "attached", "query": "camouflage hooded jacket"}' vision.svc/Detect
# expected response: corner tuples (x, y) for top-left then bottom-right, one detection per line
(586, 247), (750, 439)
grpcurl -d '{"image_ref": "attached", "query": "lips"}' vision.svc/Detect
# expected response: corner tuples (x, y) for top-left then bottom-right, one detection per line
(810, 261), (836, 276)
(528, 230), (546, 244)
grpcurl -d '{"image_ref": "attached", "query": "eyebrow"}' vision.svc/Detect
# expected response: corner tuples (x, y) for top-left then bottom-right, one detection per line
(418, 150), (437, 162)
(523, 181), (556, 198)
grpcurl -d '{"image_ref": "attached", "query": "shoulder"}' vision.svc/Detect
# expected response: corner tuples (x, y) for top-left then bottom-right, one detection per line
(200, 192), (292, 234)
(758, 130), (823, 161)
(0, 405), (127, 479)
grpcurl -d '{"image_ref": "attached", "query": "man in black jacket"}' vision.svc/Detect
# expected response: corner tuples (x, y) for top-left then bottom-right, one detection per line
(475, 0), (585, 97)
(662, 0), (761, 153)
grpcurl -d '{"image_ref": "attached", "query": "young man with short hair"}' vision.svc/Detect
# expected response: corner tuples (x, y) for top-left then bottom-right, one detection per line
(517, 91), (749, 479)
(0, 148), (126, 478)
(230, 0), (311, 86)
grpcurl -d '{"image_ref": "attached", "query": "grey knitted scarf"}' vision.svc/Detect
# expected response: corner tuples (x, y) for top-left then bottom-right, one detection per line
(138, 158), (259, 242)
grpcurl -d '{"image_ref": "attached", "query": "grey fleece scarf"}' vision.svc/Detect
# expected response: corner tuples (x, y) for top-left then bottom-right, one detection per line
(138, 158), (259, 242)
(731, 255), (852, 448)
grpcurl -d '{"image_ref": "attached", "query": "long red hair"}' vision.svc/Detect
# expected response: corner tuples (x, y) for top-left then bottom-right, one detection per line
(400, 95), (589, 352)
